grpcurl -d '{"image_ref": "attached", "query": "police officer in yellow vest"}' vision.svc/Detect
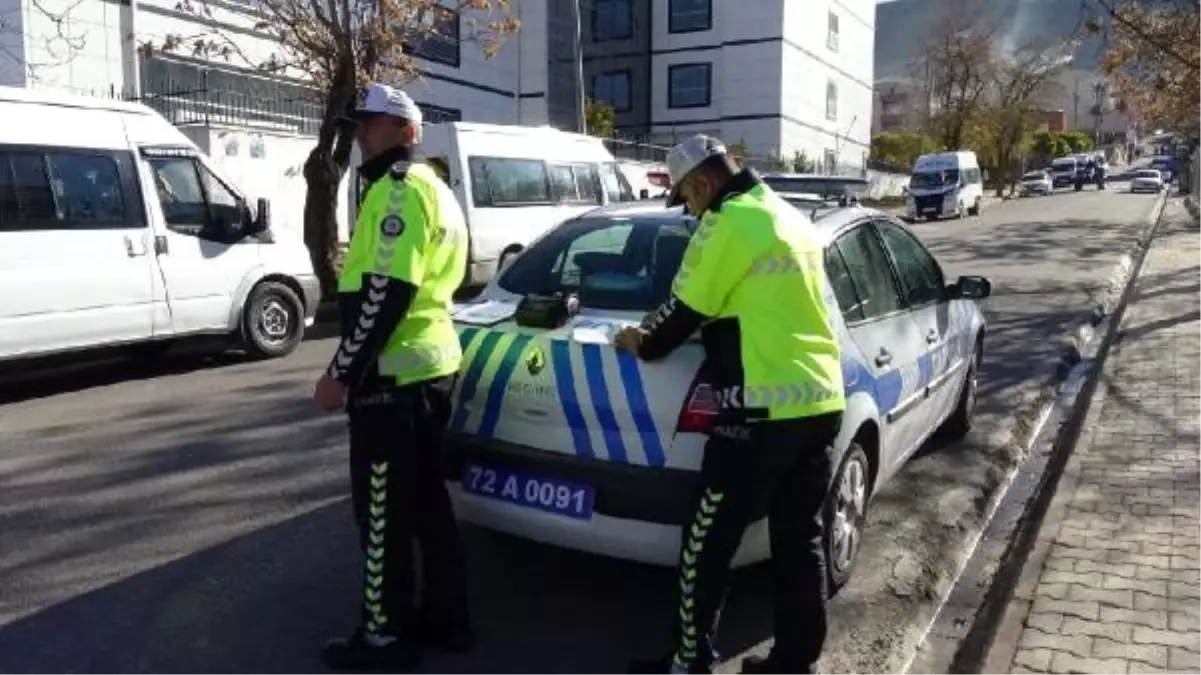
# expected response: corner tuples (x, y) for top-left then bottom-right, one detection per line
(617, 135), (845, 675)
(312, 82), (471, 672)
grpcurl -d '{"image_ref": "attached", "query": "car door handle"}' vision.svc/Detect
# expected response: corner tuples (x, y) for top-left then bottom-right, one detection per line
(926, 330), (939, 344)
(123, 235), (146, 257)
(875, 349), (892, 367)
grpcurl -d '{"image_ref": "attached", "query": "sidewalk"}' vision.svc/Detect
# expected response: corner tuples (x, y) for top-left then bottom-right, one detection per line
(1008, 198), (1201, 674)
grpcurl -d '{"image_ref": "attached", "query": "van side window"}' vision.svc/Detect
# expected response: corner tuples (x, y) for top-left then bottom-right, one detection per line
(599, 162), (632, 203)
(467, 157), (552, 207)
(147, 156), (249, 243)
(0, 150), (131, 229)
(549, 162), (603, 205)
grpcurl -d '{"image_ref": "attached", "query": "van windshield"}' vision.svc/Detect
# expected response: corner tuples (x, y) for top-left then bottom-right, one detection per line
(910, 169), (959, 189)
(498, 213), (697, 311)
(1052, 159), (1076, 170)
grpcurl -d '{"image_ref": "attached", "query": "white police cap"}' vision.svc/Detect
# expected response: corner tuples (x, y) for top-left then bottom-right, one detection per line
(348, 82), (424, 127)
(665, 134), (728, 207)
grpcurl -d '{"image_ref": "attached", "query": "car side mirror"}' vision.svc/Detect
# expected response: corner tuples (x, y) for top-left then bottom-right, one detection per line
(952, 275), (991, 300)
(248, 197), (271, 234)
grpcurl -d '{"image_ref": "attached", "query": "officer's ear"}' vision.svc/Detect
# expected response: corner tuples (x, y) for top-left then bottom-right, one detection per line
(399, 121), (419, 145)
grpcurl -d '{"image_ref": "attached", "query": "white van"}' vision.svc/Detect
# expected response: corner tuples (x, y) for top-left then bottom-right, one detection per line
(0, 87), (320, 363)
(905, 151), (985, 220)
(1050, 156), (1078, 188)
(350, 122), (637, 287)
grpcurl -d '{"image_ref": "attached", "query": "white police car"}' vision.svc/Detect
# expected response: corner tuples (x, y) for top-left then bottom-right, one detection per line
(444, 201), (991, 590)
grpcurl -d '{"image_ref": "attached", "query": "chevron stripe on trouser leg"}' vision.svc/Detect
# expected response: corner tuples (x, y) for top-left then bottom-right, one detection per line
(348, 380), (419, 640)
(667, 423), (775, 674)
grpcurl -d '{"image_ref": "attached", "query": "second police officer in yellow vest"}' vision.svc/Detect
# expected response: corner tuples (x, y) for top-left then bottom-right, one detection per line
(617, 135), (846, 675)
(312, 82), (472, 672)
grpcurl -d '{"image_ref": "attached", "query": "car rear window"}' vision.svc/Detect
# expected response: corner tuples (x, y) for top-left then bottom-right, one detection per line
(498, 213), (698, 311)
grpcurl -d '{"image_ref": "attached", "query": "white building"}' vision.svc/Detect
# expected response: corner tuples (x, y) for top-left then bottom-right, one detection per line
(562, 0), (875, 173)
(0, 0), (549, 239)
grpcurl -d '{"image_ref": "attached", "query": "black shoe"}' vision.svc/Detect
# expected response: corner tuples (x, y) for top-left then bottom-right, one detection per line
(740, 654), (816, 674)
(627, 652), (714, 674)
(320, 629), (420, 672)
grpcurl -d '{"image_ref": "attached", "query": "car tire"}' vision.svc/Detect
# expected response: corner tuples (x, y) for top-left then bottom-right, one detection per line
(824, 442), (871, 594)
(939, 349), (980, 440)
(241, 280), (305, 359)
(967, 199), (981, 216)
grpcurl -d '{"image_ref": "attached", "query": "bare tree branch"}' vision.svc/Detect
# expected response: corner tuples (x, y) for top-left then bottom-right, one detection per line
(0, 0), (89, 83)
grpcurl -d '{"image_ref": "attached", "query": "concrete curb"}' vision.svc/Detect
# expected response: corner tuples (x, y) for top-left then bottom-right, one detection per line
(905, 190), (1172, 674)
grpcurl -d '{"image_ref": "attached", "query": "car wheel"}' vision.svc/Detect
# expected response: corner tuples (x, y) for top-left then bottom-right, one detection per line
(242, 280), (304, 359)
(939, 349), (980, 440)
(824, 442), (870, 593)
(967, 199), (981, 216)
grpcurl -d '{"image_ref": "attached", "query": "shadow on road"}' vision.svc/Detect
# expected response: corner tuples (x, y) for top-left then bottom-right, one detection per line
(0, 498), (790, 674)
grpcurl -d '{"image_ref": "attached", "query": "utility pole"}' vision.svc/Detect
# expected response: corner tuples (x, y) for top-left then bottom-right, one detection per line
(571, 0), (588, 135)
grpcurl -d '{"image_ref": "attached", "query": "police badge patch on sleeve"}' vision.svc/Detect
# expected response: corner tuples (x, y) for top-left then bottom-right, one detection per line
(380, 214), (404, 237)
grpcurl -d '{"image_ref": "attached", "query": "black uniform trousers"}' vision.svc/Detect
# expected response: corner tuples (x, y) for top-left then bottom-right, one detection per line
(346, 374), (468, 639)
(669, 411), (842, 673)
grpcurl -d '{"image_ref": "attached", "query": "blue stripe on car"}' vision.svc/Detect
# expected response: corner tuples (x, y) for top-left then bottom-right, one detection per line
(478, 334), (534, 438)
(580, 343), (629, 464)
(450, 330), (503, 432)
(615, 352), (666, 467)
(550, 340), (596, 459)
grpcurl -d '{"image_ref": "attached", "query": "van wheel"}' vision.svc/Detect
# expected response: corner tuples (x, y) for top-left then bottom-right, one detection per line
(242, 281), (304, 359)
(824, 442), (870, 594)
(968, 199), (981, 216)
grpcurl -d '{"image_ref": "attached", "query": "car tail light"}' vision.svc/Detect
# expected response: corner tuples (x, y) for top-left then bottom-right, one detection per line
(648, 171), (670, 188)
(676, 379), (718, 433)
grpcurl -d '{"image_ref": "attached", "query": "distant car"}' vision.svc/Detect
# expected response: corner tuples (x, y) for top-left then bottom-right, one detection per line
(1130, 169), (1166, 193)
(1149, 158), (1175, 183)
(1018, 170), (1053, 197)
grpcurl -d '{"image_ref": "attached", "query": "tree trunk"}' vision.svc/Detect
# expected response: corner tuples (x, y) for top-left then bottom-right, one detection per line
(302, 63), (357, 297)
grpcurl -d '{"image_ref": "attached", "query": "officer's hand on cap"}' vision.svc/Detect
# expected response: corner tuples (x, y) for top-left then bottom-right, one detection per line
(614, 326), (644, 355)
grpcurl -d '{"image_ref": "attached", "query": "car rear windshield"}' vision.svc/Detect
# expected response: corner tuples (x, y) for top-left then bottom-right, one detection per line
(497, 213), (698, 311)
(1023, 172), (1046, 180)
(1052, 159), (1076, 169)
(1136, 170), (1161, 178)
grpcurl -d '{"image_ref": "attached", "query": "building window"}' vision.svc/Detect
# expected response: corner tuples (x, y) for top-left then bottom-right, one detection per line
(405, 6), (461, 68)
(592, 70), (632, 112)
(827, 10), (840, 52)
(668, 63), (711, 109)
(417, 102), (462, 123)
(592, 0), (632, 41)
(826, 80), (838, 121)
(668, 0), (711, 34)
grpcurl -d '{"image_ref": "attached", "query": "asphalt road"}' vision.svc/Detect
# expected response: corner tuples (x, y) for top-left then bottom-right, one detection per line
(0, 183), (1164, 674)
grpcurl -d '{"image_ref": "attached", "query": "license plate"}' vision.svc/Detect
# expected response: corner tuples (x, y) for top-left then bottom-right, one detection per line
(461, 462), (595, 520)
